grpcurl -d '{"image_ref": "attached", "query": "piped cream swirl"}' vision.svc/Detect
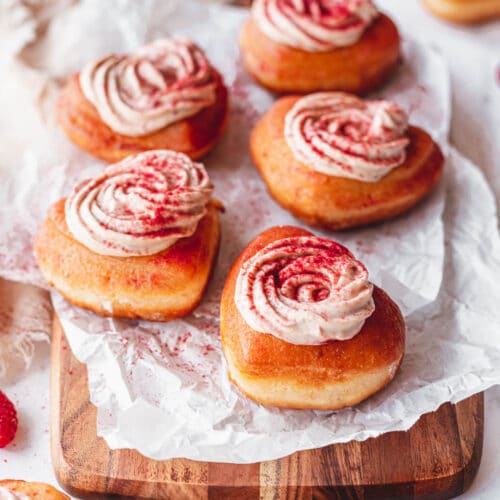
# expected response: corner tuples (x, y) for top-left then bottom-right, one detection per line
(285, 92), (410, 182)
(0, 488), (30, 500)
(235, 236), (375, 345)
(65, 150), (213, 257)
(79, 38), (217, 136)
(252, 0), (378, 51)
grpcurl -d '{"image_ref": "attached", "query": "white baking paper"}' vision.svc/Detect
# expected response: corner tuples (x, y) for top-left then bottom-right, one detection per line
(1, 0), (500, 464)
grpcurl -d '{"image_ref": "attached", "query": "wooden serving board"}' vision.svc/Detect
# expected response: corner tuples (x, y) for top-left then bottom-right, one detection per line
(51, 317), (484, 499)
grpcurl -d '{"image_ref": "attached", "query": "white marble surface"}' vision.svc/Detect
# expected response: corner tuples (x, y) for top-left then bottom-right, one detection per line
(1, 0), (500, 498)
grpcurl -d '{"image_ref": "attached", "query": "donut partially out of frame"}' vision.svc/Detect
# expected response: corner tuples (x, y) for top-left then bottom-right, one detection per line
(0, 480), (70, 500)
(240, 13), (401, 94)
(422, 0), (500, 23)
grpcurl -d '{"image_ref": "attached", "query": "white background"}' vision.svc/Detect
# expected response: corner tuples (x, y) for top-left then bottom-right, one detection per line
(1, 0), (500, 498)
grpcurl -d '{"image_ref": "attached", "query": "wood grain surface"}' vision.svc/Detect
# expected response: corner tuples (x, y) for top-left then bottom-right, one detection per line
(51, 316), (484, 499)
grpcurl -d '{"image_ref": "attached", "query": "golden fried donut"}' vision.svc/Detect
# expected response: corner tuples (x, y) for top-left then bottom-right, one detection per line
(220, 226), (405, 410)
(0, 480), (69, 499)
(422, 0), (500, 23)
(250, 94), (444, 230)
(57, 39), (229, 163)
(34, 151), (221, 321)
(240, 11), (401, 94)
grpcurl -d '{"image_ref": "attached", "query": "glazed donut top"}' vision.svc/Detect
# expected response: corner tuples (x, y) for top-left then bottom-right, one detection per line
(235, 236), (375, 345)
(285, 92), (410, 182)
(65, 150), (213, 257)
(252, 0), (378, 52)
(0, 488), (30, 500)
(79, 38), (217, 137)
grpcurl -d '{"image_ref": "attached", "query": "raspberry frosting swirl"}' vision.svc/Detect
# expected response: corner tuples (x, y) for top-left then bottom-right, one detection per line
(252, 0), (378, 51)
(65, 150), (213, 257)
(0, 488), (30, 500)
(285, 92), (411, 182)
(235, 236), (375, 345)
(79, 38), (217, 137)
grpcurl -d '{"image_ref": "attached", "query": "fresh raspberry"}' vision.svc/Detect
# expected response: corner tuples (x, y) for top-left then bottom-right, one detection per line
(0, 391), (18, 448)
